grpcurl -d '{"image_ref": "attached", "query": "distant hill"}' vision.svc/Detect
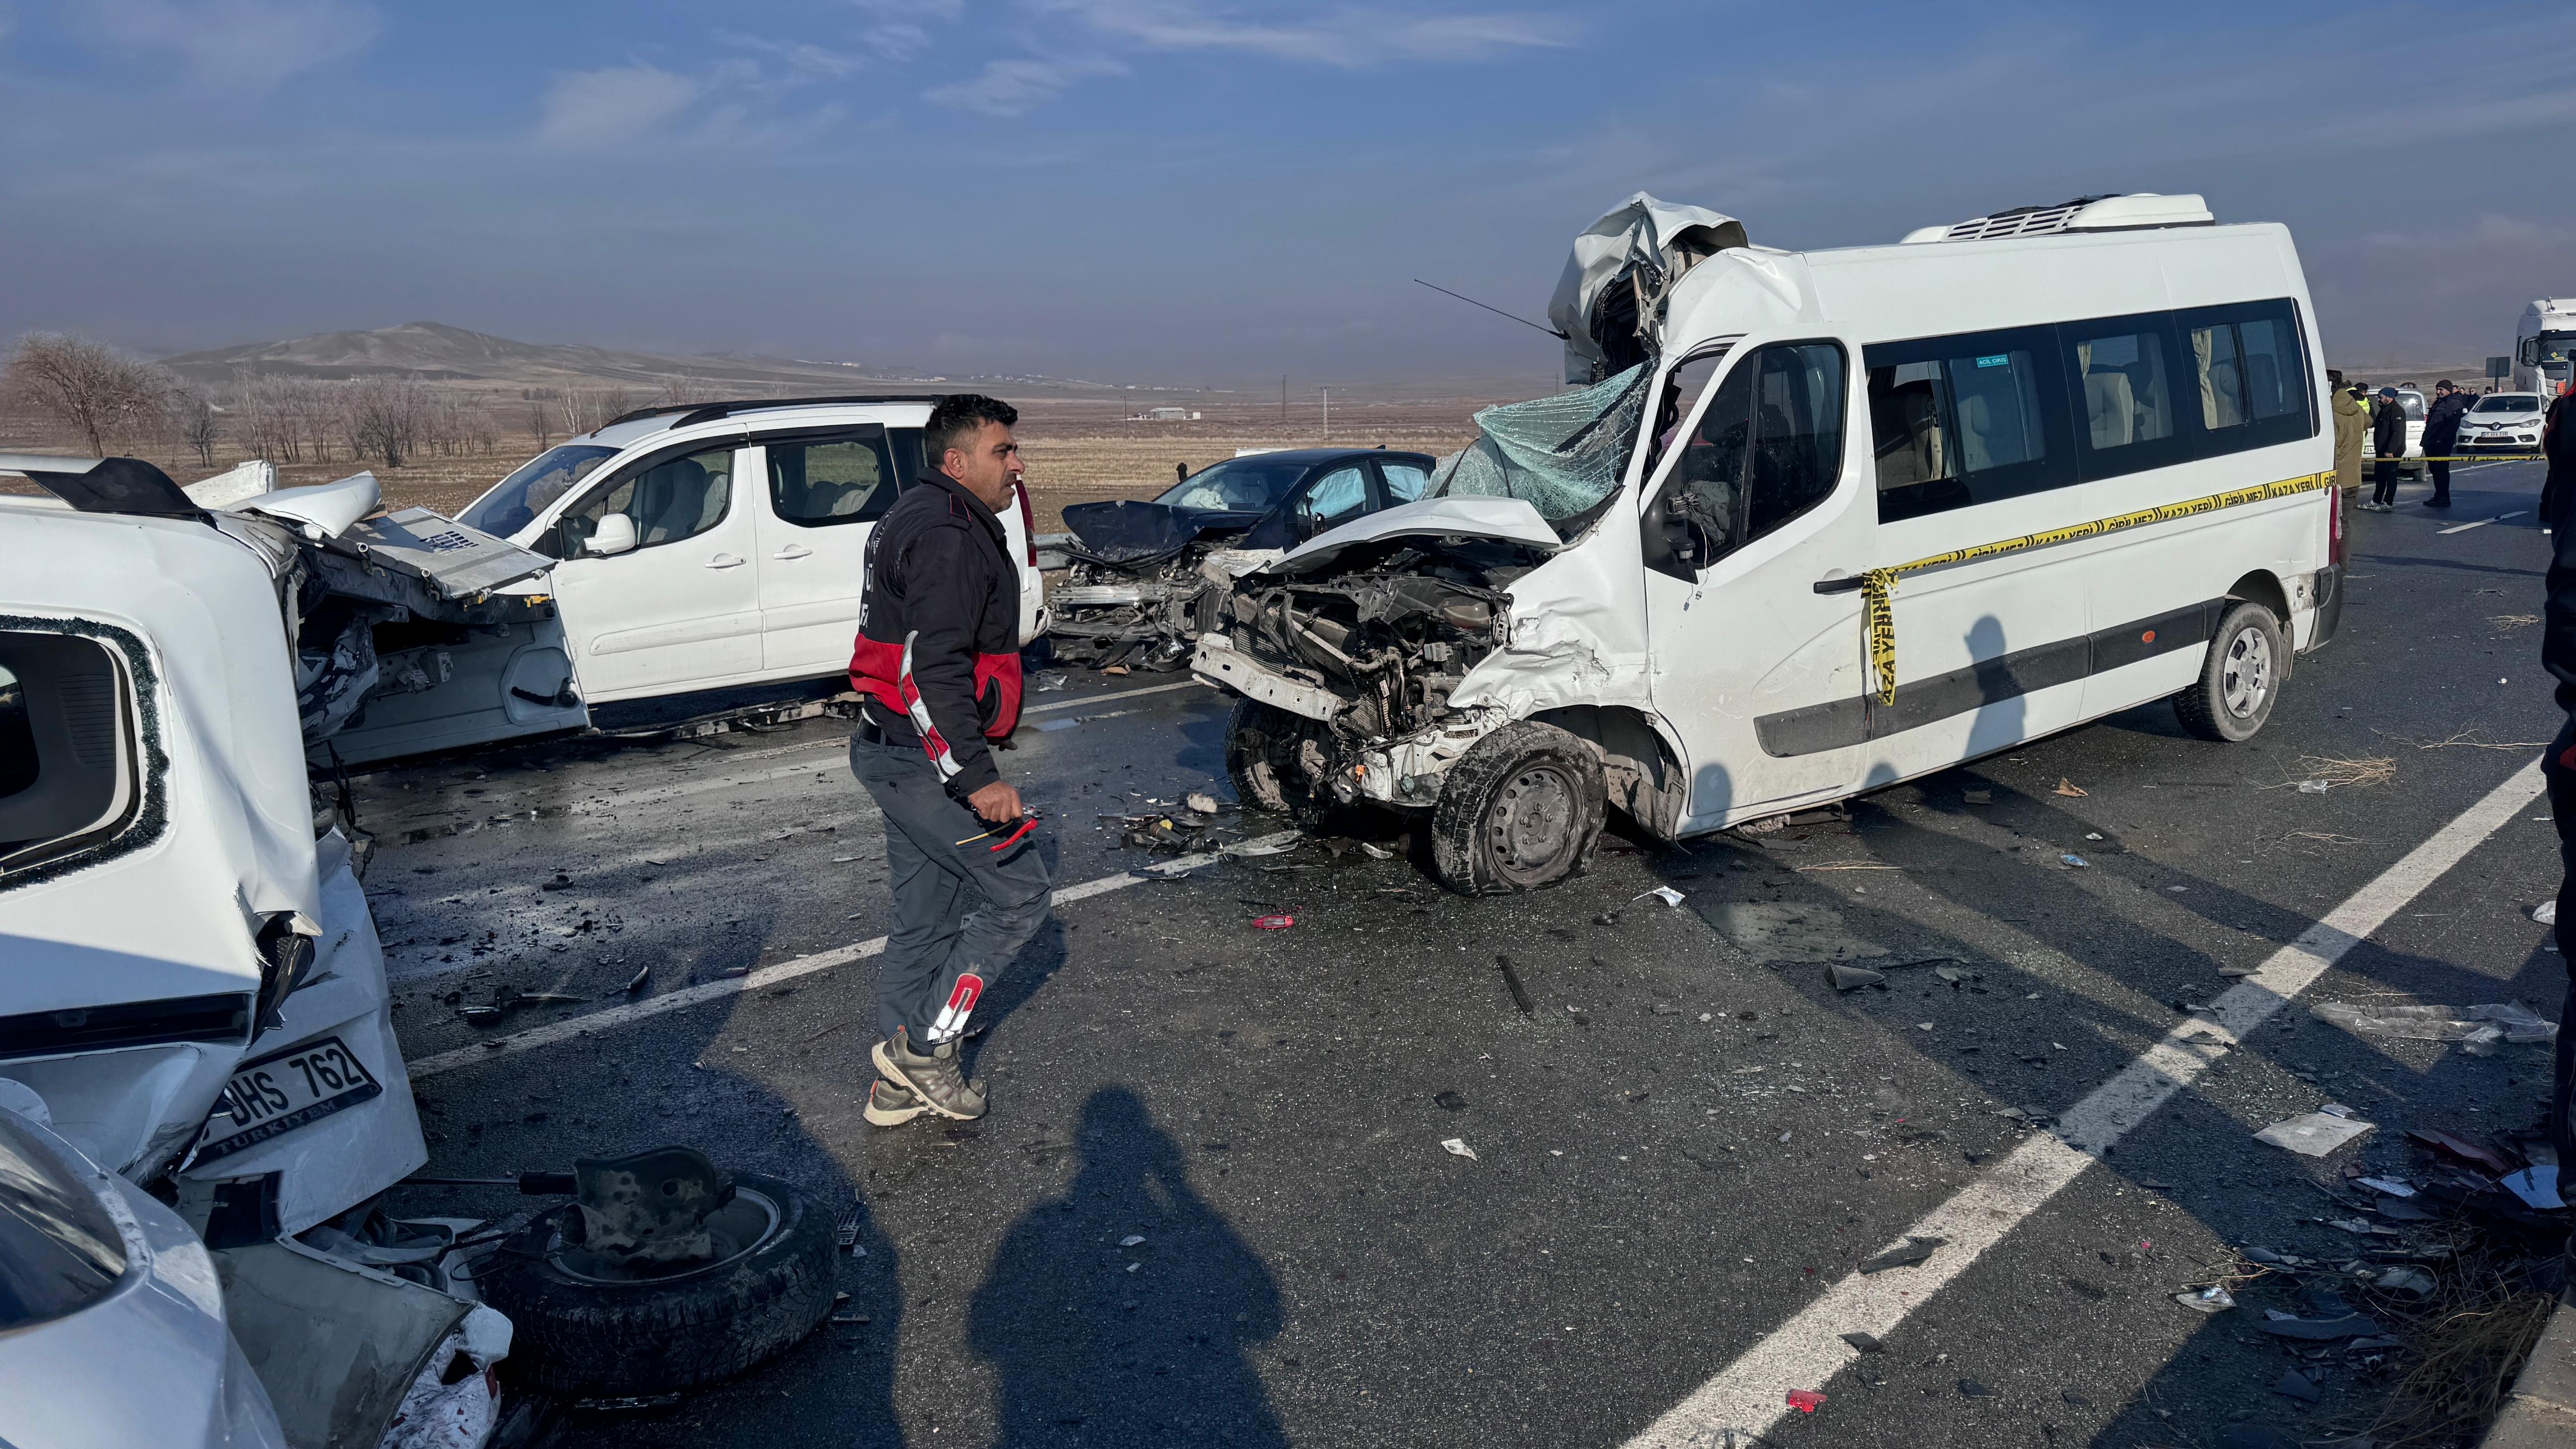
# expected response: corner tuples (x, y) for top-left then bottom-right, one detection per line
(157, 320), (938, 390)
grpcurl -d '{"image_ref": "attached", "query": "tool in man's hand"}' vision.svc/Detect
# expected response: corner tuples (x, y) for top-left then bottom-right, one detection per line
(955, 811), (1040, 851)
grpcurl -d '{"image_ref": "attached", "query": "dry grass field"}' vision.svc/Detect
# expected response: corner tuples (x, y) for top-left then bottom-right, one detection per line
(1, 384), (1501, 531)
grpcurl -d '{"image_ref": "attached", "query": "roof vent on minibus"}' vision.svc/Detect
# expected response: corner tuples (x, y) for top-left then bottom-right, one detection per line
(1900, 193), (2215, 244)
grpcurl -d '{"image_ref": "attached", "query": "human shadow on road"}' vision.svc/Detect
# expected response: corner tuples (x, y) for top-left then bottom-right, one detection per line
(968, 1086), (1285, 1447)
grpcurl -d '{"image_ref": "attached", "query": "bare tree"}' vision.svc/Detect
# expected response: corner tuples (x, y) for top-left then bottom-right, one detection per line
(4, 333), (176, 454)
(562, 387), (639, 435)
(528, 392), (558, 448)
(343, 376), (429, 466)
(176, 389), (221, 466)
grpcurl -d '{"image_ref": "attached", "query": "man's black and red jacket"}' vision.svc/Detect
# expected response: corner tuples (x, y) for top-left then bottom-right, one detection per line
(848, 469), (1023, 795)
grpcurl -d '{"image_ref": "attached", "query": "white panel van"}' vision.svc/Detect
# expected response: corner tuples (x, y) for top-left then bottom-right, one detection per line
(1195, 194), (2344, 894)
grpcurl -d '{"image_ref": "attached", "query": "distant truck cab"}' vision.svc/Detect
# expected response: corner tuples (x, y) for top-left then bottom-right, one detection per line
(2516, 298), (2575, 397)
(1196, 193), (2341, 894)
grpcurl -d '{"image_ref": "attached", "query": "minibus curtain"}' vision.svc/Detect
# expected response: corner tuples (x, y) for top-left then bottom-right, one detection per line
(1428, 363), (1650, 529)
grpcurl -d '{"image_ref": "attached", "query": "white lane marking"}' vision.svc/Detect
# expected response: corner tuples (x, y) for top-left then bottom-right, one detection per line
(1027, 679), (1209, 715)
(403, 854), (1220, 1079)
(2437, 510), (2529, 535)
(1623, 757), (2546, 1448)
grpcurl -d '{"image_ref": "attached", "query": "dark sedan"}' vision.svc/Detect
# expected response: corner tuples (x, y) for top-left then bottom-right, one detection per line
(1044, 448), (1436, 671)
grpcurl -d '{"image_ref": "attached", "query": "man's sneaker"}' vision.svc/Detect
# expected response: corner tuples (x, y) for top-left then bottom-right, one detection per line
(863, 1076), (928, 1128)
(871, 1026), (987, 1120)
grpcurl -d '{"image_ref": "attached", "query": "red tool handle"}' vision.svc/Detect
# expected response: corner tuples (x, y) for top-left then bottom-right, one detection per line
(989, 816), (1038, 852)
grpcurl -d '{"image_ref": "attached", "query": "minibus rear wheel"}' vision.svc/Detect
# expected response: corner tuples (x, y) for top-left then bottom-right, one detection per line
(1429, 720), (1606, 895)
(2175, 600), (2285, 743)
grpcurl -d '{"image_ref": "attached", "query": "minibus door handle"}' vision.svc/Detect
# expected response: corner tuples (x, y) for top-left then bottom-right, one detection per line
(1813, 574), (1865, 595)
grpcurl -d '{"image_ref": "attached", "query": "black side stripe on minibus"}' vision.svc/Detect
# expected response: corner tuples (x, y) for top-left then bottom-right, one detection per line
(1753, 600), (2226, 758)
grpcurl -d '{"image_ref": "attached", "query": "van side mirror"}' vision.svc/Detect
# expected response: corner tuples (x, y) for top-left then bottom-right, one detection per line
(585, 513), (638, 556)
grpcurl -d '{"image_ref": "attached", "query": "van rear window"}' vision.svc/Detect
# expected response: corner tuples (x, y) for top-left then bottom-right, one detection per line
(1867, 297), (2314, 522)
(0, 633), (139, 882)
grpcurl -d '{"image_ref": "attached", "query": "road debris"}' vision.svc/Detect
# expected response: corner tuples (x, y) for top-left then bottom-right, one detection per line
(1839, 1332), (1885, 1353)
(1496, 955), (1536, 1015)
(1632, 886), (1686, 907)
(1962, 788), (1992, 805)
(1183, 791), (1221, 815)
(1957, 1379), (1995, 1399)
(2260, 1311), (2386, 1341)
(1785, 1389), (1826, 1413)
(2501, 1165), (2564, 1211)
(2060, 853), (2088, 868)
(1251, 914), (1296, 930)
(1119, 1234), (1146, 1247)
(1825, 963), (1886, 991)
(1224, 831), (1305, 859)
(2255, 1111), (2376, 1157)
(2537, 900), (2558, 925)
(2272, 1369), (2320, 1403)
(2054, 778), (2086, 796)
(2356, 1176), (2416, 1198)
(2311, 999), (2557, 1054)
(1858, 1236), (1945, 1274)
(623, 965), (650, 994)
(2175, 1284), (2236, 1314)
(2297, 779), (2330, 794)
(2372, 1266), (2438, 1298)
(1440, 1138), (1478, 1161)
(2406, 1129), (2521, 1176)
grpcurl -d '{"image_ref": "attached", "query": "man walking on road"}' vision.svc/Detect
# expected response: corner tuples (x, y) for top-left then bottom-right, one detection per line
(846, 394), (1052, 1126)
(2368, 385), (2407, 511)
(2543, 383), (2576, 1190)
(2420, 379), (2470, 510)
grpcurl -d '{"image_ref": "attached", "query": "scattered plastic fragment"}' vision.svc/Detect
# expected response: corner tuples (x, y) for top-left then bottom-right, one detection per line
(1440, 1138), (1478, 1161)
(2503, 1164), (2565, 1210)
(2355, 1176), (2414, 1198)
(2060, 853), (2088, 868)
(2175, 1284), (2235, 1314)
(1839, 1332), (1885, 1354)
(1962, 789), (1992, 805)
(2258, 1312), (2384, 1341)
(1858, 1236), (1946, 1274)
(1826, 963), (1885, 992)
(2296, 779), (2330, 794)
(1785, 1389), (1826, 1414)
(1632, 886), (1686, 907)
(2084, 831), (2103, 841)
(2537, 900), (2558, 925)
(2255, 1111), (2375, 1157)
(1032, 672), (1070, 692)
(2272, 1369), (2320, 1403)
(1224, 831), (1305, 859)
(1434, 1091), (1469, 1111)
(2311, 999), (2556, 1053)
(2372, 1266), (2436, 1297)
(1137, 855), (1219, 879)
(2407, 1128), (2521, 1175)
(1183, 791), (1220, 815)
(1957, 1380), (1995, 1399)
(623, 964), (650, 994)
(1251, 914), (1296, 930)
(2054, 778), (2086, 797)
(1120, 1234), (1145, 1247)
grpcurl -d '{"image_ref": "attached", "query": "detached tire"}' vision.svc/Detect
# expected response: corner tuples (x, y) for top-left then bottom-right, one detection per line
(1429, 721), (1606, 896)
(2174, 600), (2285, 743)
(477, 1174), (834, 1397)
(1226, 698), (1332, 828)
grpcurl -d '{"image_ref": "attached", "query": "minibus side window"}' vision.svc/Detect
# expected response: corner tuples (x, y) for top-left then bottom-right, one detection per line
(2064, 312), (2193, 481)
(1865, 327), (2070, 522)
(2173, 299), (2314, 457)
(1642, 341), (1847, 580)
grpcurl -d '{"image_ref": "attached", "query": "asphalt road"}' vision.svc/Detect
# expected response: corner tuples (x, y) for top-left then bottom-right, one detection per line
(360, 459), (2565, 1448)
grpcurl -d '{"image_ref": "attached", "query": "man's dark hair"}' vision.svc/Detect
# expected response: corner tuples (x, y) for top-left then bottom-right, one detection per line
(2437, 378), (2455, 390)
(926, 393), (1019, 464)
(2327, 368), (2345, 385)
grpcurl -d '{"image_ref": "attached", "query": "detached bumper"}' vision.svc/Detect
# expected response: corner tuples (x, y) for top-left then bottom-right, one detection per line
(1190, 635), (1342, 723)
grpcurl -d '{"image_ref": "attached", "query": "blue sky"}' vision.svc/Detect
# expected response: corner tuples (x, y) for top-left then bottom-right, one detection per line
(2, 1), (2571, 385)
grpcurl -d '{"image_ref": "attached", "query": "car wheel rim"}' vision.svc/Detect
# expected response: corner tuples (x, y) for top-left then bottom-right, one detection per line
(2220, 625), (2272, 719)
(1486, 762), (1580, 884)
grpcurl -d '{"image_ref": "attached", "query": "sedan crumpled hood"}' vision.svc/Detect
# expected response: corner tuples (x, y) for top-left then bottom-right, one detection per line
(1062, 500), (1260, 565)
(1267, 496), (1560, 577)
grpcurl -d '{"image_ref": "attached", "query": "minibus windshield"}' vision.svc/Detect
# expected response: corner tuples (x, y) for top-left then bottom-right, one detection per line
(1429, 363), (1650, 532)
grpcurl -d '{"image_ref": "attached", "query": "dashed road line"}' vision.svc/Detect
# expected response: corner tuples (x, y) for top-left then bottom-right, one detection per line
(2437, 510), (2528, 535)
(403, 854), (1218, 1079)
(1622, 757), (2546, 1448)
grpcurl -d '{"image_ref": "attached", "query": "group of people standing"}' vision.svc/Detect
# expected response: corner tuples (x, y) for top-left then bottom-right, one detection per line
(2329, 371), (2479, 512)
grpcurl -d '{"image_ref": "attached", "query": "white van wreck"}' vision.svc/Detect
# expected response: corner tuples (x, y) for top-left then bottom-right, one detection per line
(1196, 193), (2342, 893)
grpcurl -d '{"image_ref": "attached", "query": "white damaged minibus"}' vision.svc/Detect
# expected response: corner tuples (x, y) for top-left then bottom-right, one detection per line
(1194, 192), (2343, 893)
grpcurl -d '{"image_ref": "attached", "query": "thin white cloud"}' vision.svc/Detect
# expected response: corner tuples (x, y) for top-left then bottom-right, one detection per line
(718, 32), (866, 80)
(1036, 0), (1571, 66)
(928, 54), (1129, 117)
(536, 64), (702, 148)
(93, 0), (379, 91)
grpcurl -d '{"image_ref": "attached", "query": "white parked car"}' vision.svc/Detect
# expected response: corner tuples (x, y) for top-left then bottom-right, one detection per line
(2454, 390), (2549, 454)
(456, 396), (1049, 712)
(1198, 192), (2341, 893)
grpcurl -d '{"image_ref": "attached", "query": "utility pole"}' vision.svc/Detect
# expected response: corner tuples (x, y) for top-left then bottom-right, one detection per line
(1280, 374), (1287, 428)
(1321, 387), (1330, 440)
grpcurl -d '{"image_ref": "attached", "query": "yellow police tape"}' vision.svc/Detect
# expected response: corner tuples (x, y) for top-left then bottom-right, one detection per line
(1859, 469), (2338, 706)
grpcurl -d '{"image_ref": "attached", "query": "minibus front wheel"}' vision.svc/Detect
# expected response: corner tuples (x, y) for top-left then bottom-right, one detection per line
(1429, 720), (1606, 895)
(2174, 600), (2285, 743)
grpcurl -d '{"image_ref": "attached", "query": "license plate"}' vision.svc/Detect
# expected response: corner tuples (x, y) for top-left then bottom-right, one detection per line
(196, 1034), (384, 1164)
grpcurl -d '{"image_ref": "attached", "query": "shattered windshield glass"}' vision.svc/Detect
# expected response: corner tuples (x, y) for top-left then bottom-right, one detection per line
(1156, 457), (1310, 513)
(1428, 364), (1650, 529)
(458, 444), (619, 539)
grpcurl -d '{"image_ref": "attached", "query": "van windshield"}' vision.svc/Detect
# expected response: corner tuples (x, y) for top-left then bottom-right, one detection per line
(458, 445), (620, 538)
(1429, 363), (1650, 531)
